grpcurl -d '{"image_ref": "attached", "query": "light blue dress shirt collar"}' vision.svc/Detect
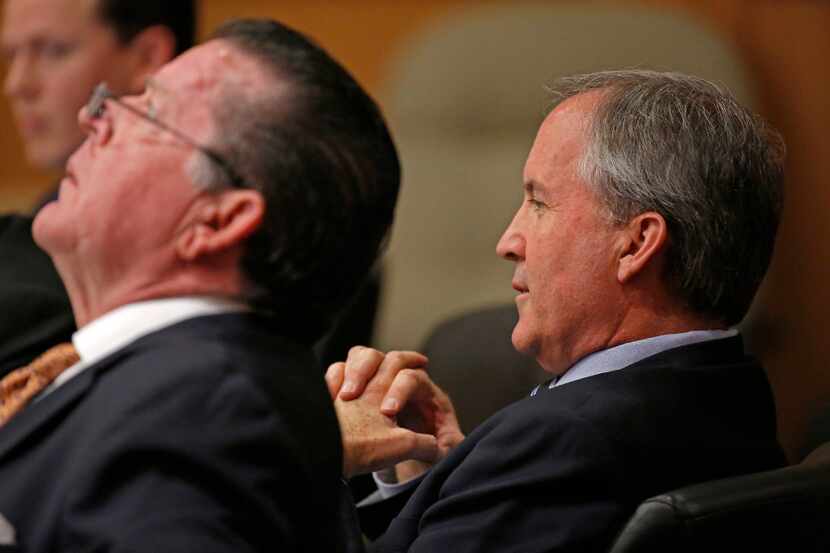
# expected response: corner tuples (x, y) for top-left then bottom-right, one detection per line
(530, 328), (738, 396)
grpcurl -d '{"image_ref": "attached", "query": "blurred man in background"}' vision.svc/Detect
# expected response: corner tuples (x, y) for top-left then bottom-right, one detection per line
(3, 0), (196, 174)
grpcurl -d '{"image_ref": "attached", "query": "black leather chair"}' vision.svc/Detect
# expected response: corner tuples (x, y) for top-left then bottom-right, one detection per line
(609, 443), (830, 552)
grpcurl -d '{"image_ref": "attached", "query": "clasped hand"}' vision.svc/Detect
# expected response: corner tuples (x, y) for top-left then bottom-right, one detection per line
(327, 347), (464, 479)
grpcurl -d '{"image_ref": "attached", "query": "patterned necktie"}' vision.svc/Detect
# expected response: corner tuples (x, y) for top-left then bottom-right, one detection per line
(0, 343), (79, 427)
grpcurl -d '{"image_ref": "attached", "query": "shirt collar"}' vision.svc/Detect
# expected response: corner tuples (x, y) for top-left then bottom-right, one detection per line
(72, 296), (250, 369)
(529, 328), (739, 396)
(40, 296), (247, 398)
(554, 328), (738, 388)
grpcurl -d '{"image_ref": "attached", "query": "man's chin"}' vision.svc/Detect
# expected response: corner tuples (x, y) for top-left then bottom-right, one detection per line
(510, 322), (537, 357)
(31, 203), (68, 255)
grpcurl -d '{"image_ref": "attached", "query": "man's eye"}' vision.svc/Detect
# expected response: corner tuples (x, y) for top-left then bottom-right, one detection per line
(527, 198), (546, 211)
(40, 41), (75, 60)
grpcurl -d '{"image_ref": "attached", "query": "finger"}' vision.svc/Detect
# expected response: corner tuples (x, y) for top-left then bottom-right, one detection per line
(324, 362), (345, 400)
(437, 429), (465, 459)
(340, 346), (385, 400)
(342, 427), (437, 477)
(380, 368), (430, 416)
(371, 351), (429, 393)
(403, 430), (440, 465)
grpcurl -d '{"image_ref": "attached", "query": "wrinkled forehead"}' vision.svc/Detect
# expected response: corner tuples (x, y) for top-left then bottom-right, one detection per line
(148, 39), (281, 142)
(156, 39), (274, 103)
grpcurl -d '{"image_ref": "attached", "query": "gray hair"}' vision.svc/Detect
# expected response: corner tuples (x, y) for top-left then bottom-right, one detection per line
(548, 70), (785, 326)
(186, 151), (224, 191)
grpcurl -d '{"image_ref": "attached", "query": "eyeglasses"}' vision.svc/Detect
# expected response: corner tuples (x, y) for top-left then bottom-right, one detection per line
(86, 82), (245, 188)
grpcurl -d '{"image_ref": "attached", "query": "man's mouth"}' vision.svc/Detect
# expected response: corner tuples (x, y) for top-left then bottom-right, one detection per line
(512, 280), (529, 295)
(17, 115), (47, 137)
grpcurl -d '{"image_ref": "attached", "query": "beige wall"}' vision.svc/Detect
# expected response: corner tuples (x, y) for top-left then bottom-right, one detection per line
(1, 0), (828, 457)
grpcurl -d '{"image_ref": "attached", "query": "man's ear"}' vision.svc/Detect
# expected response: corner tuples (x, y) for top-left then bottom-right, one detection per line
(176, 190), (265, 262)
(616, 211), (668, 284)
(124, 25), (177, 91)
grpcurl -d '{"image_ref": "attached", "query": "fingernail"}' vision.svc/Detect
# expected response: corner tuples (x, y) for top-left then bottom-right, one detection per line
(341, 381), (357, 395)
(382, 398), (399, 412)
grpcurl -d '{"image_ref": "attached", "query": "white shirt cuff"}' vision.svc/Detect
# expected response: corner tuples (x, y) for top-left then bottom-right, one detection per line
(370, 469), (427, 500)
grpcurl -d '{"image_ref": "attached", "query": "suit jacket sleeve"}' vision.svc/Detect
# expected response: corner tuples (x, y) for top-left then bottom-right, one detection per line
(371, 405), (633, 553)
(357, 481), (418, 540)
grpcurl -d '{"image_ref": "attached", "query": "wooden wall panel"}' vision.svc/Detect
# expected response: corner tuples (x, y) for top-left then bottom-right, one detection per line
(199, 0), (496, 93)
(733, 2), (830, 456)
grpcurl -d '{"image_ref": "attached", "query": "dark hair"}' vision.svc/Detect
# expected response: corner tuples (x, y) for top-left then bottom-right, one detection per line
(548, 70), (785, 326)
(96, 0), (197, 55)
(202, 19), (400, 344)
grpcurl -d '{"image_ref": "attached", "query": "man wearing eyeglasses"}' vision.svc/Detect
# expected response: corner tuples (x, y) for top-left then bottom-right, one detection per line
(0, 0), (197, 375)
(0, 19), (400, 553)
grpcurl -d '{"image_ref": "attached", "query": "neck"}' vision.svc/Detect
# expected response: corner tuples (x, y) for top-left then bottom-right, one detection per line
(52, 255), (247, 328)
(605, 291), (727, 351)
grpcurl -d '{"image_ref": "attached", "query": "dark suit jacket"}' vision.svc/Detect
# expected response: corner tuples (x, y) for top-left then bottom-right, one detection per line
(0, 214), (73, 376)
(361, 336), (786, 552)
(0, 313), (345, 552)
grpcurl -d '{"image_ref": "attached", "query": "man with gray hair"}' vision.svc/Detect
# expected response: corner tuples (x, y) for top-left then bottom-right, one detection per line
(330, 70), (787, 551)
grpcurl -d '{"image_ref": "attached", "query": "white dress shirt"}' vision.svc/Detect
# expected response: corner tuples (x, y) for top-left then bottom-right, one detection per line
(40, 296), (249, 398)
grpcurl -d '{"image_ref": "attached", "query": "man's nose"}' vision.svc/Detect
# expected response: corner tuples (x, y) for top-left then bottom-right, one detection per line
(496, 213), (524, 262)
(77, 103), (112, 145)
(4, 51), (39, 100)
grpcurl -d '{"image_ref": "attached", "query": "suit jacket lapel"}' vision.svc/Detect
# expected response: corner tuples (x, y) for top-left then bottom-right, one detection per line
(0, 315), (223, 462)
